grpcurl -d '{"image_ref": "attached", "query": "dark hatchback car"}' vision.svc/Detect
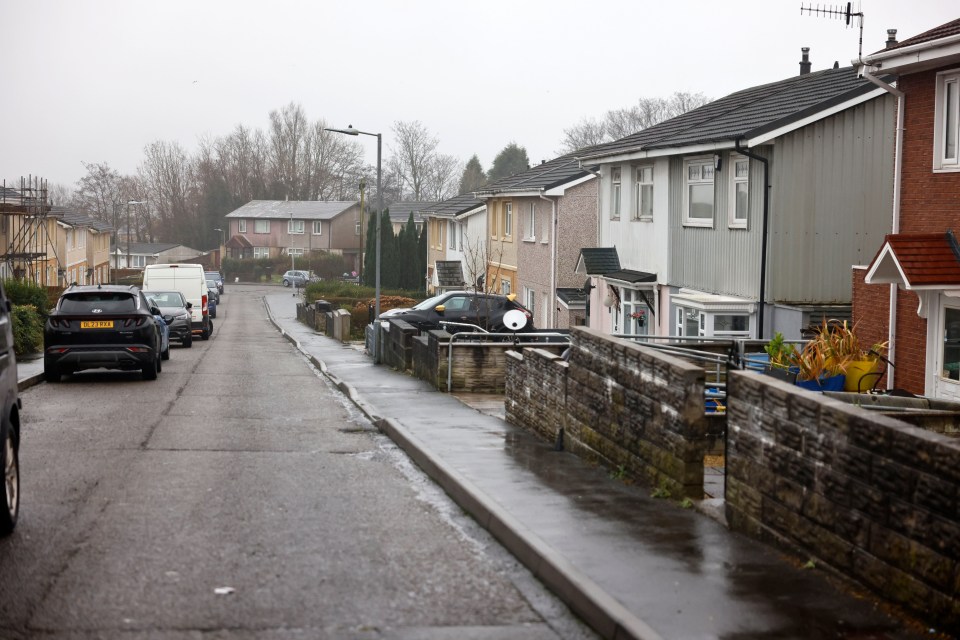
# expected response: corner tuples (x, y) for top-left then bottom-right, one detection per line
(44, 285), (164, 382)
(146, 291), (193, 348)
(379, 291), (534, 333)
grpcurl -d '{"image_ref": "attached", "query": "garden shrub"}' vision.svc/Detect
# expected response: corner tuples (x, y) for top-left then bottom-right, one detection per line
(11, 304), (43, 356)
(4, 279), (50, 313)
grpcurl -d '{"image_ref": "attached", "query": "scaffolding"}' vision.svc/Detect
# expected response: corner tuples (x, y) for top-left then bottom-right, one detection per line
(0, 176), (59, 284)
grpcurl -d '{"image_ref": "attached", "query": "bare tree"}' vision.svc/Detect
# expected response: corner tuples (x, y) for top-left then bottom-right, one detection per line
(424, 154), (461, 202)
(268, 102), (310, 199)
(390, 120), (438, 201)
(558, 92), (711, 154)
(139, 141), (193, 245)
(75, 162), (124, 223)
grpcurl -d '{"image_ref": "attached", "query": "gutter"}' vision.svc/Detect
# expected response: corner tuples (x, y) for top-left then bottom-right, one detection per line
(859, 68), (904, 390)
(734, 140), (771, 340)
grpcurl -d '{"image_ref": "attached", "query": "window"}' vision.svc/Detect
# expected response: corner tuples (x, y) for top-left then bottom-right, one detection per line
(610, 167), (621, 219)
(676, 307), (703, 337)
(935, 71), (960, 170)
(503, 202), (512, 238)
(491, 207), (498, 238)
(942, 307), (960, 380)
(254, 220), (270, 234)
(524, 287), (536, 320)
(729, 156), (749, 228)
(525, 203), (536, 240)
(238, 220), (247, 233)
(288, 219), (304, 234)
(620, 288), (650, 335)
(449, 221), (457, 249)
(459, 224), (464, 251)
(684, 158), (715, 226)
(501, 278), (511, 295)
(712, 314), (750, 336)
(633, 166), (653, 220)
(355, 221), (361, 235)
(253, 247), (269, 259)
(131, 255), (146, 268)
(313, 221), (323, 235)
(286, 248), (304, 256)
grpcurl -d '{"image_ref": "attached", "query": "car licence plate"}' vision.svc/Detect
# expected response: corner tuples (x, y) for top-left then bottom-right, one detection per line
(80, 320), (114, 329)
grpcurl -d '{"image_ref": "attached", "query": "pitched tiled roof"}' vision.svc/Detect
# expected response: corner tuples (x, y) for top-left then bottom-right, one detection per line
(420, 193), (485, 219)
(112, 242), (181, 254)
(577, 66), (879, 160)
(879, 18), (960, 53)
(475, 151), (598, 195)
(579, 247), (621, 275)
(557, 287), (586, 307)
(49, 206), (113, 232)
(225, 200), (357, 220)
(604, 269), (657, 284)
(388, 201), (436, 225)
(866, 232), (960, 288)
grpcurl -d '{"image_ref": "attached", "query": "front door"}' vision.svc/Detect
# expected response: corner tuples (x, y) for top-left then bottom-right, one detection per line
(933, 298), (960, 400)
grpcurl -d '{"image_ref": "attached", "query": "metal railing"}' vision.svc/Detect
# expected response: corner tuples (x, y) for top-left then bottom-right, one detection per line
(442, 322), (571, 393)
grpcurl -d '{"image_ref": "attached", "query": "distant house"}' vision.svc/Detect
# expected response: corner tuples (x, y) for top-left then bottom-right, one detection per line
(224, 200), (362, 271)
(575, 51), (896, 340)
(855, 19), (960, 398)
(110, 242), (203, 270)
(473, 155), (598, 329)
(387, 202), (435, 235)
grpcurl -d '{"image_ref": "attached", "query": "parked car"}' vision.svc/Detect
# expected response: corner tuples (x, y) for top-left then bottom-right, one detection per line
(205, 271), (224, 294)
(0, 280), (21, 535)
(143, 263), (212, 341)
(206, 279), (220, 306)
(146, 291), (193, 348)
(379, 291), (535, 333)
(44, 284), (164, 382)
(281, 270), (316, 288)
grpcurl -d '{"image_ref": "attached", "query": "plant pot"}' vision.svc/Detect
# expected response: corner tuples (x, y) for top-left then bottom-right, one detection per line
(844, 359), (883, 393)
(795, 372), (846, 392)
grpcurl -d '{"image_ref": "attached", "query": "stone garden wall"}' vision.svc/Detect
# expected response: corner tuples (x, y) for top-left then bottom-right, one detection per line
(726, 370), (960, 630)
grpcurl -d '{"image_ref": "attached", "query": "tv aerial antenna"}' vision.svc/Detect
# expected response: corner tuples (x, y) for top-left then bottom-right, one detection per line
(800, 2), (865, 62)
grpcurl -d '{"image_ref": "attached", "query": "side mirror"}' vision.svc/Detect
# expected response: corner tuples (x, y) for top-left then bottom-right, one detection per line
(435, 304), (446, 313)
(151, 306), (161, 315)
(185, 302), (193, 309)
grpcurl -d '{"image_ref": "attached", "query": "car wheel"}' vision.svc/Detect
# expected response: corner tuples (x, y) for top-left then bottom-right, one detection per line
(282, 279), (291, 287)
(0, 420), (19, 536)
(161, 345), (170, 360)
(43, 362), (60, 383)
(183, 334), (193, 348)
(202, 323), (210, 340)
(142, 357), (158, 381)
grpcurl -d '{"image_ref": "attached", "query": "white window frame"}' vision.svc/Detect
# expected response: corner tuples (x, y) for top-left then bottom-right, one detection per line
(313, 221), (323, 235)
(288, 219), (304, 235)
(525, 203), (536, 241)
(355, 221), (361, 235)
(621, 288), (650, 336)
(253, 247), (269, 259)
(683, 157), (715, 227)
(503, 202), (512, 239)
(711, 313), (751, 337)
(633, 165), (653, 221)
(254, 219), (270, 234)
(238, 220), (247, 233)
(934, 69), (960, 171)
(728, 155), (749, 229)
(523, 286), (536, 321)
(286, 247), (304, 257)
(131, 254), (146, 268)
(610, 167), (621, 219)
(501, 278), (511, 295)
(449, 220), (457, 250)
(675, 307), (704, 337)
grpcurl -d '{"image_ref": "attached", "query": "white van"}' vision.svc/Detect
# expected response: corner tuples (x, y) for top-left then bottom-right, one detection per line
(142, 263), (212, 340)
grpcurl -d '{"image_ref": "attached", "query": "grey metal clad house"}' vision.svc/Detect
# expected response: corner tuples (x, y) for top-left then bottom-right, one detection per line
(576, 59), (896, 340)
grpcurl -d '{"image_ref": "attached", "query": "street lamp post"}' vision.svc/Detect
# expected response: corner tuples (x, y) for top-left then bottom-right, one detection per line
(358, 178), (366, 284)
(324, 125), (382, 359)
(126, 200), (147, 270)
(214, 228), (225, 266)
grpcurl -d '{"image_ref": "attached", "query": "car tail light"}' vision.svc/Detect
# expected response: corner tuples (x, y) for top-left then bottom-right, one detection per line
(202, 294), (208, 316)
(48, 318), (70, 329)
(126, 347), (150, 353)
(122, 317), (147, 328)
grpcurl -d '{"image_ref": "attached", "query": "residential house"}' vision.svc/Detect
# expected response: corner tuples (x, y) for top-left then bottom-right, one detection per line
(473, 155), (598, 329)
(856, 20), (960, 398)
(224, 200), (362, 271)
(110, 242), (203, 270)
(575, 51), (896, 340)
(420, 194), (486, 294)
(387, 202), (435, 235)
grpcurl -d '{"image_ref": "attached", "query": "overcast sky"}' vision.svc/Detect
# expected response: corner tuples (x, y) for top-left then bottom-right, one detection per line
(2, 0), (957, 191)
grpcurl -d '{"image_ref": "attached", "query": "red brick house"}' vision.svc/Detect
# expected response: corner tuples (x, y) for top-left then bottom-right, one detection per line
(854, 19), (960, 398)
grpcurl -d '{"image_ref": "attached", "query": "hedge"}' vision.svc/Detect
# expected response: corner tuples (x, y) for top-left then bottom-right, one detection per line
(11, 304), (43, 356)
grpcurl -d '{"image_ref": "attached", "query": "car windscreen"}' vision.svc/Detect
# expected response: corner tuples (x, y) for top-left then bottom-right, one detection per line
(410, 294), (449, 311)
(206, 280), (218, 288)
(146, 292), (185, 307)
(59, 293), (138, 313)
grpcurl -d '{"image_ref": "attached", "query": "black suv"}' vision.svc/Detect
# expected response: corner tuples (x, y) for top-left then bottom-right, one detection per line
(0, 280), (21, 535)
(44, 285), (164, 382)
(379, 291), (535, 333)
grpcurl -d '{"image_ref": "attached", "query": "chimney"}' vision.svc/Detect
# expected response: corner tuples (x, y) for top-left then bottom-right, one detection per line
(885, 28), (898, 49)
(799, 47), (811, 75)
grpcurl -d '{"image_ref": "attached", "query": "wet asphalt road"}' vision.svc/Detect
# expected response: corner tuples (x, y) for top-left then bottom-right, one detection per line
(0, 285), (596, 639)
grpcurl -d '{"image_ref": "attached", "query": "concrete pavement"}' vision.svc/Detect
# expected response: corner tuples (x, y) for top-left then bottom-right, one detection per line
(16, 292), (931, 639)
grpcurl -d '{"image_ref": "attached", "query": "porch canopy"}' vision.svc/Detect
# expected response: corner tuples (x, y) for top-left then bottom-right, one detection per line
(865, 232), (960, 290)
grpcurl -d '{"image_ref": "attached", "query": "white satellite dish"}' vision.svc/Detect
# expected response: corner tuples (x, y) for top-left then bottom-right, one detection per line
(502, 309), (528, 332)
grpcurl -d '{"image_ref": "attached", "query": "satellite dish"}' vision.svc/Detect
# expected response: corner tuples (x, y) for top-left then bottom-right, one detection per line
(502, 309), (528, 332)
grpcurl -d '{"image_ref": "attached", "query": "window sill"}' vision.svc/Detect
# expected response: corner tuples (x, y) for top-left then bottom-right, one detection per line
(632, 216), (653, 222)
(728, 223), (748, 230)
(522, 237), (537, 243)
(933, 165), (960, 173)
(682, 220), (715, 228)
